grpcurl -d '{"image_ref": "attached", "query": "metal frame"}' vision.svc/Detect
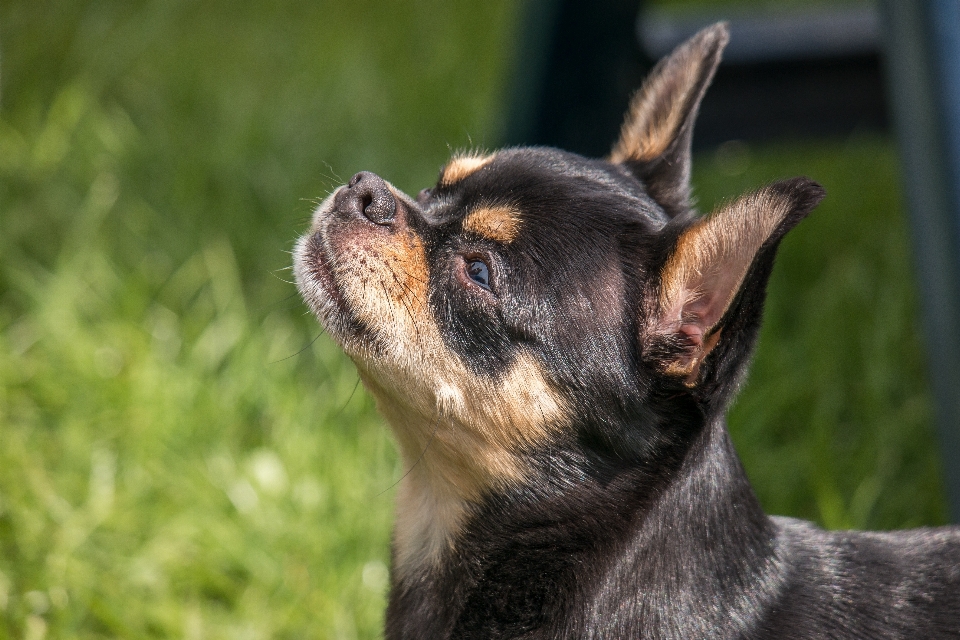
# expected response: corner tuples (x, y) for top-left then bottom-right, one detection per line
(879, 0), (960, 521)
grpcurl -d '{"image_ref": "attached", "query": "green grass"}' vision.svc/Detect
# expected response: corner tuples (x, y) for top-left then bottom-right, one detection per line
(0, 1), (948, 638)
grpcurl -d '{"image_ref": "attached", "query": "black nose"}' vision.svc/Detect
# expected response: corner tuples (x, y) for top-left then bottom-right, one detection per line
(335, 171), (396, 225)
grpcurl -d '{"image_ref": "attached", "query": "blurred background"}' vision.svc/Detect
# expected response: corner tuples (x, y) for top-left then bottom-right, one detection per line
(0, 0), (952, 637)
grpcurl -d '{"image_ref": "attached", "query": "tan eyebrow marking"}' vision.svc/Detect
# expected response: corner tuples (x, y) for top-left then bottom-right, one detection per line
(439, 153), (494, 187)
(462, 205), (522, 244)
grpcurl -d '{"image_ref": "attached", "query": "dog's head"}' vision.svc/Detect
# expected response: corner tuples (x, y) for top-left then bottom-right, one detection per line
(294, 22), (823, 571)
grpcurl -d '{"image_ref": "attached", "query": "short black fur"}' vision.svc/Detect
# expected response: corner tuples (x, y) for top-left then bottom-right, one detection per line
(294, 22), (960, 640)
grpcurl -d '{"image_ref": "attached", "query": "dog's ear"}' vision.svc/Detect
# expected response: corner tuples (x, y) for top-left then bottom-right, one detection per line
(644, 178), (825, 388)
(610, 22), (728, 218)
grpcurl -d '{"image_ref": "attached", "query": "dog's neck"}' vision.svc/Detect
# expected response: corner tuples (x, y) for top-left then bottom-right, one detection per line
(386, 415), (783, 638)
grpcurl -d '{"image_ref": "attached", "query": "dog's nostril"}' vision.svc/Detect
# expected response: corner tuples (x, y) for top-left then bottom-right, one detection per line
(362, 192), (396, 225)
(353, 172), (396, 225)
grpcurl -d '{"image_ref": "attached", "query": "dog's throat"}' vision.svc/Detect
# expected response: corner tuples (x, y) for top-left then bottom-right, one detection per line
(352, 365), (539, 576)
(385, 417), (780, 637)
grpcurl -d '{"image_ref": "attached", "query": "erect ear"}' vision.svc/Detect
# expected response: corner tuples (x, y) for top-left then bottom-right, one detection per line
(610, 22), (728, 218)
(646, 178), (826, 386)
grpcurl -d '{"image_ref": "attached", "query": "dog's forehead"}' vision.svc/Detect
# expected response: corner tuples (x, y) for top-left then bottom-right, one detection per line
(434, 148), (667, 229)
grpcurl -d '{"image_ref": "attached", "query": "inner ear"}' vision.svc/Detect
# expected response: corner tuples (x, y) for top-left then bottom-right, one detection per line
(610, 22), (728, 218)
(647, 178), (826, 385)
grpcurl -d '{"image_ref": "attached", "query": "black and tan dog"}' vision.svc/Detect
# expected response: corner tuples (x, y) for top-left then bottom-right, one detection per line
(294, 23), (960, 639)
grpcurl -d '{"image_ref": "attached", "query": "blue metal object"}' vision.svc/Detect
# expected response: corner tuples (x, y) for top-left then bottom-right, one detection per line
(879, 0), (960, 522)
(638, 4), (879, 64)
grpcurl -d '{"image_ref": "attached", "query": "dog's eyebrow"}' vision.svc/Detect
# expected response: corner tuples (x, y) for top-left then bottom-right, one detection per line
(462, 205), (522, 244)
(439, 153), (495, 187)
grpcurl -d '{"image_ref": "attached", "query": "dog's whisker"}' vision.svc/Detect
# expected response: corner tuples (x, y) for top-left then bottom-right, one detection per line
(270, 330), (324, 364)
(376, 410), (442, 499)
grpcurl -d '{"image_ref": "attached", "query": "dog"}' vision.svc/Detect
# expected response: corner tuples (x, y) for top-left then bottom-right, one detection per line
(294, 22), (960, 639)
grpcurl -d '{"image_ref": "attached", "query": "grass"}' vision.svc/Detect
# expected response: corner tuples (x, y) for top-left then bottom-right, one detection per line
(0, 1), (948, 638)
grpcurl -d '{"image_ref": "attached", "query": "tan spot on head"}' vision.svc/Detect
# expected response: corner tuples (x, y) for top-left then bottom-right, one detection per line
(462, 205), (522, 244)
(439, 152), (494, 187)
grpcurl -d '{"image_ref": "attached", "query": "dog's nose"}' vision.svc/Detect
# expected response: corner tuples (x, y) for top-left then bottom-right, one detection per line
(335, 171), (397, 225)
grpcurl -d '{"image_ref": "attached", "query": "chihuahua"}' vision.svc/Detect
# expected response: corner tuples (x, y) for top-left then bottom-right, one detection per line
(294, 22), (960, 639)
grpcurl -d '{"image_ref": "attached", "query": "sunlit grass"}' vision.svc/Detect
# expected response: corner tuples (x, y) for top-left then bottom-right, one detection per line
(1, 235), (396, 637)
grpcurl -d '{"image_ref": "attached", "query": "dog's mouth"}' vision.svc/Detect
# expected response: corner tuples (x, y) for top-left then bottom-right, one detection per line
(299, 230), (345, 311)
(293, 191), (358, 343)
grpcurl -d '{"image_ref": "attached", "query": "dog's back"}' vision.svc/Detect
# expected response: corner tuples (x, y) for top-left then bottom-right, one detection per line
(763, 519), (960, 637)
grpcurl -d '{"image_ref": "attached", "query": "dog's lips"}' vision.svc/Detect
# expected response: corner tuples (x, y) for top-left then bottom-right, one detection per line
(303, 231), (345, 311)
(294, 192), (355, 336)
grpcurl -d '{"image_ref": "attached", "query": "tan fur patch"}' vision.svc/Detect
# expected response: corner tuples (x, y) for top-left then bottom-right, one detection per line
(656, 188), (791, 376)
(360, 351), (566, 577)
(329, 227), (431, 343)
(326, 221), (567, 577)
(366, 350), (565, 576)
(462, 205), (522, 244)
(439, 152), (494, 187)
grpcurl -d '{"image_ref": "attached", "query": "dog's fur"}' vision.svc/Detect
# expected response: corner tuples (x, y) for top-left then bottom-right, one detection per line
(294, 23), (960, 639)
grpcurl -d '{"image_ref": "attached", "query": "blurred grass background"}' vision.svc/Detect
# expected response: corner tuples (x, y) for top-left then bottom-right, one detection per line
(0, 0), (948, 637)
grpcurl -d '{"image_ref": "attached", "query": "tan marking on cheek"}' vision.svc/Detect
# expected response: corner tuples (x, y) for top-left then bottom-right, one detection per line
(439, 152), (494, 187)
(462, 205), (522, 244)
(332, 228), (431, 356)
(361, 351), (566, 493)
(378, 231), (430, 314)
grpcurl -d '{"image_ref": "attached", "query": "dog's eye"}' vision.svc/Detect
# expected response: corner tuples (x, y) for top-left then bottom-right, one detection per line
(466, 259), (491, 290)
